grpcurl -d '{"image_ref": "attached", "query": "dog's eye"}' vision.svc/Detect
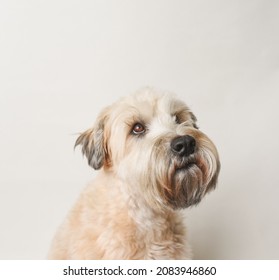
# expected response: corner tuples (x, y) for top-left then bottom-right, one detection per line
(132, 123), (145, 135)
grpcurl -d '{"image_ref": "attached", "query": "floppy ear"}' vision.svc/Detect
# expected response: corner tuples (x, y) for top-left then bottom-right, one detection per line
(189, 112), (199, 129)
(75, 108), (109, 170)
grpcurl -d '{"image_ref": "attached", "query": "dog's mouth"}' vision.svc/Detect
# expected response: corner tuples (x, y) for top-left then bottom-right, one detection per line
(176, 159), (198, 172)
(184, 161), (197, 169)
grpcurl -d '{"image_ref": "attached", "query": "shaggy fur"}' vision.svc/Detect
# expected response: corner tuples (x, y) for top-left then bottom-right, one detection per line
(48, 88), (220, 259)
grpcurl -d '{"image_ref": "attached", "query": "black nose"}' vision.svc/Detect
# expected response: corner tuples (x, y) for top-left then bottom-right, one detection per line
(171, 135), (196, 157)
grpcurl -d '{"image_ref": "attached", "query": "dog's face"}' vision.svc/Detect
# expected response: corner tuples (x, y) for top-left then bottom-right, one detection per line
(76, 89), (220, 210)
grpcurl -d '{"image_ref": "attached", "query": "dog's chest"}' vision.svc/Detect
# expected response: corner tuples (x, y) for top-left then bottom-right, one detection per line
(98, 216), (188, 260)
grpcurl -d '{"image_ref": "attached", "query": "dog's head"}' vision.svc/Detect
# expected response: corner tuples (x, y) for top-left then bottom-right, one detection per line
(75, 88), (220, 210)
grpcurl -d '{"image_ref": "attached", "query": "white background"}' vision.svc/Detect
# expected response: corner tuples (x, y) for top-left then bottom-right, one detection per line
(0, 0), (278, 259)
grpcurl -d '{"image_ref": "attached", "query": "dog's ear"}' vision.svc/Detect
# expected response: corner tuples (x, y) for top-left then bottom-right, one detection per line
(75, 108), (110, 170)
(190, 112), (199, 129)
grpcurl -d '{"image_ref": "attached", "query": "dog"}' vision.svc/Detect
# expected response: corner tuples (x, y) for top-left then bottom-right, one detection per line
(48, 88), (220, 259)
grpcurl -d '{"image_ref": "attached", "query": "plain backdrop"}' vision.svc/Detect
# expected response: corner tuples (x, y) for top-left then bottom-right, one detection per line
(0, 0), (279, 259)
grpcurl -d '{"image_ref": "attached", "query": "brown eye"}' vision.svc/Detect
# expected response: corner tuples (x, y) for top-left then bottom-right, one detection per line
(132, 123), (145, 135)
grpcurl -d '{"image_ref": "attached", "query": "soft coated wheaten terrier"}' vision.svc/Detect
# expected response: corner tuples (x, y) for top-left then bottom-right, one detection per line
(48, 88), (220, 259)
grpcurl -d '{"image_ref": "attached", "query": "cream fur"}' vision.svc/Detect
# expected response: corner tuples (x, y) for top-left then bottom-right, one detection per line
(48, 88), (220, 259)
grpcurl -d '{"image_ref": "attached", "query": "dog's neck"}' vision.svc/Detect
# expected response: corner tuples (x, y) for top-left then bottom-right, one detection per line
(98, 169), (185, 236)
(123, 190), (187, 254)
(120, 177), (181, 232)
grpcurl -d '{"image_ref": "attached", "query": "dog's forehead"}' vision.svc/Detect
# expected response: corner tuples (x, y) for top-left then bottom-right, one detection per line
(119, 91), (188, 118)
(157, 94), (188, 114)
